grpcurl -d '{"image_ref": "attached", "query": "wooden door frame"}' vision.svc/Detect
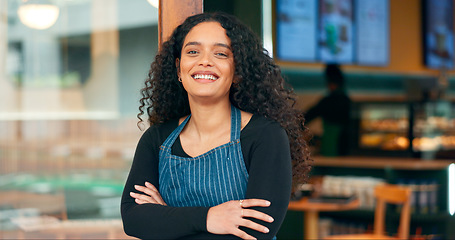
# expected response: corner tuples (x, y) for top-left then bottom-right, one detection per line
(158, 0), (203, 48)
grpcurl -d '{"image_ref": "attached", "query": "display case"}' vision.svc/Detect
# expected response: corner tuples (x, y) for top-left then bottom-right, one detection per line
(351, 101), (455, 159)
(412, 101), (455, 159)
(312, 157), (455, 239)
(279, 156), (455, 239)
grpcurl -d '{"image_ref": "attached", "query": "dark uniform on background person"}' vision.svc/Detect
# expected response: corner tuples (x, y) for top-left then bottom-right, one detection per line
(305, 63), (351, 156)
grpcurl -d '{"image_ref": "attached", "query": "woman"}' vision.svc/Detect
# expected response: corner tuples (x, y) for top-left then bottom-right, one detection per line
(121, 12), (311, 240)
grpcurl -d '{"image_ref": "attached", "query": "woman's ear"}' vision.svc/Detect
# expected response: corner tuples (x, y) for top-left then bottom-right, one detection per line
(232, 76), (241, 86)
(175, 58), (180, 78)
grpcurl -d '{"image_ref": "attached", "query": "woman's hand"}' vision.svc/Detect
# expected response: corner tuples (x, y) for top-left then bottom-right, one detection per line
(130, 182), (167, 206)
(206, 199), (274, 240)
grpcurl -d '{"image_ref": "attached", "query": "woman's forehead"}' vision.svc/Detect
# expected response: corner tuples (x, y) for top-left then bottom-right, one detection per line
(183, 22), (231, 47)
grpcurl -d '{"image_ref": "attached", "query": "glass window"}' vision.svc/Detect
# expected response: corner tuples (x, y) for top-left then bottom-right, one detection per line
(0, 0), (158, 238)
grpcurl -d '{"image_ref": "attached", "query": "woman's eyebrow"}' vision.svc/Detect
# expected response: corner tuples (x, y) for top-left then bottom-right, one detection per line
(214, 43), (231, 50)
(184, 41), (201, 48)
(184, 41), (231, 50)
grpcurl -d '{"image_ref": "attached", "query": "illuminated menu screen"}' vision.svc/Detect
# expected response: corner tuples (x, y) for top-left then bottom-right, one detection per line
(276, 0), (318, 62)
(423, 0), (454, 69)
(318, 0), (354, 63)
(275, 0), (390, 66)
(355, 0), (389, 66)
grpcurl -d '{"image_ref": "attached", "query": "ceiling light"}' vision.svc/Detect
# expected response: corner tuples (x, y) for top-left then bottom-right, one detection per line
(17, 3), (59, 30)
(147, 0), (159, 8)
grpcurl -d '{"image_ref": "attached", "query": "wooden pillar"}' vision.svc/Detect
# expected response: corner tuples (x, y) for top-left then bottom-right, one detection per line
(158, 0), (203, 48)
(85, 0), (119, 112)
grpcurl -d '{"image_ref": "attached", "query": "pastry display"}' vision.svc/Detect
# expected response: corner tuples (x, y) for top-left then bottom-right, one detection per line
(360, 134), (409, 150)
(361, 118), (408, 132)
(413, 135), (455, 151)
(358, 103), (454, 153)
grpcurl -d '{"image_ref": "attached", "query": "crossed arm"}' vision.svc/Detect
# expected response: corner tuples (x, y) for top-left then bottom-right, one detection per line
(121, 121), (292, 239)
(132, 182), (273, 239)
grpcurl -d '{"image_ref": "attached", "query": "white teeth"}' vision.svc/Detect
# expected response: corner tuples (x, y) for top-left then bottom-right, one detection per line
(193, 74), (218, 80)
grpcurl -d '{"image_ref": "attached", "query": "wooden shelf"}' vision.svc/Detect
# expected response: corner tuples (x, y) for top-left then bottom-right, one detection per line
(320, 209), (452, 222)
(313, 156), (454, 170)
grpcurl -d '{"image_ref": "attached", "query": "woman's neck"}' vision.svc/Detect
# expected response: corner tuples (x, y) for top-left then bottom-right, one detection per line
(185, 100), (232, 141)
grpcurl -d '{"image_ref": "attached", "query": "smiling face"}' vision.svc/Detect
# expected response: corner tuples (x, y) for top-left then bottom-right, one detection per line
(177, 21), (235, 104)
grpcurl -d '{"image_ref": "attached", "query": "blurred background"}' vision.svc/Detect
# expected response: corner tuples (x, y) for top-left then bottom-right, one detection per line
(0, 0), (454, 239)
(0, 0), (157, 238)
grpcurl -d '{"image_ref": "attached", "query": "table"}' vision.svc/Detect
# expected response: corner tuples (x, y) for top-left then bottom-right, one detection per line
(11, 216), (134, 239)
(0, 191), (67, 219)
(288, 197), (360, 240)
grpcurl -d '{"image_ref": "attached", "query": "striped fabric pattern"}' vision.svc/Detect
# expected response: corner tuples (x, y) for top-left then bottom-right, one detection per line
(158, 106), (249, 207)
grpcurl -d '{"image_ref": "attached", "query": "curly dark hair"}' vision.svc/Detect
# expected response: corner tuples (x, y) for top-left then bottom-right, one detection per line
(138, 12), (312, 188)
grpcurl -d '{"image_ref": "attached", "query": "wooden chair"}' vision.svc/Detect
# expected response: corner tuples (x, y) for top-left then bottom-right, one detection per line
(324, 184), (412, 240)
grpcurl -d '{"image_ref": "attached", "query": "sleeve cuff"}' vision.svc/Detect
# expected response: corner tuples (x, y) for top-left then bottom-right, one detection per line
(191, 206), (211, 232)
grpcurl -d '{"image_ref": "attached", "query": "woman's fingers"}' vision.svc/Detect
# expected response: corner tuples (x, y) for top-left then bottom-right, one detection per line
(232, 228), (256, 240)
(240, 199), (271, 208)
(145, 182), (167, 205)
(135, 198), (150, 205)
(242, 209), (274, 223)
(134, 184), (159, 199)
(132, 183), (167, 205)
(130, 192), (156, 204)
(240, 218), (269, 234)
(144, 181), (158, 190)
(130, 189), (165, 205)
(238, 199), (274, 223)
(207, 199), (273, 238)
(134, 184), (156, 196)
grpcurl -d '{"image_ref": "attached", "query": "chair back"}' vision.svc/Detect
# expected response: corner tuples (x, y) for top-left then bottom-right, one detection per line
(373, 184), (411, 239)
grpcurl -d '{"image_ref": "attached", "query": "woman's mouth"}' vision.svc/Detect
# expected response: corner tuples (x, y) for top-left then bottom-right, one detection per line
(192, 74), (219, 81)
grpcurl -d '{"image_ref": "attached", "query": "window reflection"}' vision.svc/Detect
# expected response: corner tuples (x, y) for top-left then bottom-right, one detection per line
(0, 0), (158, 238)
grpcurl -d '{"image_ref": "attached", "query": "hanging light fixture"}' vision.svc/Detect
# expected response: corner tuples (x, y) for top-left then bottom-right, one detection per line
(17, 1), (60, 30)
(147, 0), (159, 8)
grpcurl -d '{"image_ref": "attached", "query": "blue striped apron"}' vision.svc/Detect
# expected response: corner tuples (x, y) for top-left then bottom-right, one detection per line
(158, 106), (249, 207)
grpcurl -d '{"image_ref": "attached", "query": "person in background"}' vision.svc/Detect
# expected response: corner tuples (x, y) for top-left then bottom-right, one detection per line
(304, 63), (351, 156)
(121, 12), (312, 240)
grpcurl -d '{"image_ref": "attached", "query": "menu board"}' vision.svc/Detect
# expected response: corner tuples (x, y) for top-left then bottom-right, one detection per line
(318, 0), (354, 63)
(423, 0), (454, 69)
(355, 0), (389, 66)
(274, 0), (390, 66)
(276, 0), (318, 62)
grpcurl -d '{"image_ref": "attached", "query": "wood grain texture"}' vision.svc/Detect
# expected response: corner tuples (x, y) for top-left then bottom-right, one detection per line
(158, 0), (203, 48)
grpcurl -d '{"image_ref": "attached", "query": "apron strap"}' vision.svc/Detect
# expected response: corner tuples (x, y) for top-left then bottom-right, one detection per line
(230, 105), (241, 141)
(163, 105), (241, 149)
(161, 114), (191, 149)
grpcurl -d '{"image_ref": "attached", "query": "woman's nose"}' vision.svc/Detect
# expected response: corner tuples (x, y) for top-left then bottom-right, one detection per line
(199, 52), (213, 66)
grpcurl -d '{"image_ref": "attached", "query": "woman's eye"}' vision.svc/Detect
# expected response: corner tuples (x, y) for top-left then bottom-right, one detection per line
(216, 52), (228, 57)
(187, 50), (198, 54)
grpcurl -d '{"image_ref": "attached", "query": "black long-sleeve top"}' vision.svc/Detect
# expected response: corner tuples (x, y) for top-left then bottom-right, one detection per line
(121, 114), (292, 239)
(304, 88), (351, 125)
